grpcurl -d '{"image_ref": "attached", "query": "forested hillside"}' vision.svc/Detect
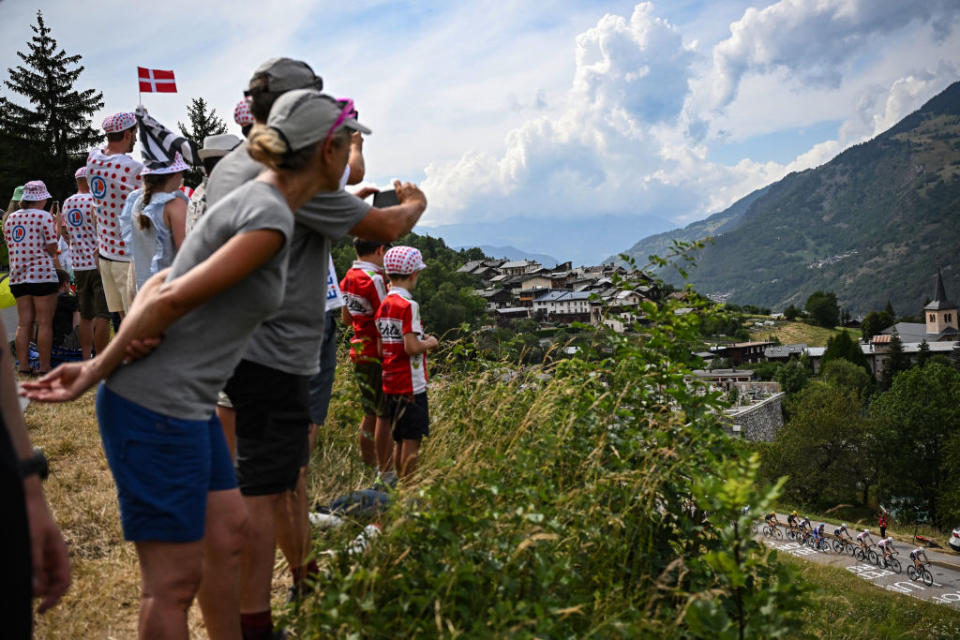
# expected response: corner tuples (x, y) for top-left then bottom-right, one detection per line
(618, 80), (960, 314)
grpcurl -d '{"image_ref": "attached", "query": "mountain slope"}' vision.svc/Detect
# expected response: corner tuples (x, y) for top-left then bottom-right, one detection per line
(619, 80), (960, 314)
(612, 184), (770, 265)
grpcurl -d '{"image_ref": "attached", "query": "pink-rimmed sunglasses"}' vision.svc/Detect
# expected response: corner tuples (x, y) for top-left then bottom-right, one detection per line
(323, 98), (358, 145)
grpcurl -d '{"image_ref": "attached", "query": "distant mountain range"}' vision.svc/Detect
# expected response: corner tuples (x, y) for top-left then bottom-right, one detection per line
(455, 245), (559, 268)
(617, 80), (960, 315)
(417, 214), (674, 267)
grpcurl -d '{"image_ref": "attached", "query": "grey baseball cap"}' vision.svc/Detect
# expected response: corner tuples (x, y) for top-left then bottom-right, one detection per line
(249, 57), (322, 93)
(268, 90), (372, 151)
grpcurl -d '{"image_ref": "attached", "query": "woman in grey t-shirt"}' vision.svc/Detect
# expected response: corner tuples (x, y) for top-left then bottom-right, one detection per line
(23, 89), (355, 640)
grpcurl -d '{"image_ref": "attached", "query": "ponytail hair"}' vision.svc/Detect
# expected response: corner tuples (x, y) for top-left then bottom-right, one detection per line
(138, 174), (168, 230)
(247, 124), (318, 171)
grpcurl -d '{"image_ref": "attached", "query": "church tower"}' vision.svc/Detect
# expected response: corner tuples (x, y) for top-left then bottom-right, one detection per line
(924, 269), (958, 337)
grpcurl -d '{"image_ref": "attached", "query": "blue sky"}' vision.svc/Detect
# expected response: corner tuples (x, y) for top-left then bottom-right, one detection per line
(1, 0), (959, 230)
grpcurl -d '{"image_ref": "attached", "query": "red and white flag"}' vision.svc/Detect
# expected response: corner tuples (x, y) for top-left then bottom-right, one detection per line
(138, 67), (177, 93)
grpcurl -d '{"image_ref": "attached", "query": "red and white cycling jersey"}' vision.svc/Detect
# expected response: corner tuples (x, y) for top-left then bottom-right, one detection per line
(341, 260), (387, 363)
(61, 192), (98, 271)
(375, 287), (427, 395)
(3, 208), (58, 284)
(86, 148), (142, 261)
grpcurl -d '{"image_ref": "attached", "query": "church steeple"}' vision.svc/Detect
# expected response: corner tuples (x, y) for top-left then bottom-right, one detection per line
(925, 269), (956, 310)
(925, 269), (958, 336)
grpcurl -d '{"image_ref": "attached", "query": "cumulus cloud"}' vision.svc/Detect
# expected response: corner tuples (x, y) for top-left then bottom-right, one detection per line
(422, 0), (960, 230)
(421, 2), (698, 224)
(690, 0), (960, 113)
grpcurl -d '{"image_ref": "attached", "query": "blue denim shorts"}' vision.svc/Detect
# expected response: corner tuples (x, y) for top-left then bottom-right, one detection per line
(97, 384), (237, 542)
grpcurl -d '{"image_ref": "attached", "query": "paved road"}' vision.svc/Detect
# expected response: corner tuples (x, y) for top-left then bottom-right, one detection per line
(758, 514), (960, 610)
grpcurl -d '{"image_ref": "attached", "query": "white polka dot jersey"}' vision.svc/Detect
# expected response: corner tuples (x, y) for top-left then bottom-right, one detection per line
(61, 192), (98, 271)
(3, 207), (58, 284)
(86, 148), (143, 261)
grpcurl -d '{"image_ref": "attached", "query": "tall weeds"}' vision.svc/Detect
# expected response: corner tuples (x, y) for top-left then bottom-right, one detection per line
(291, 293), (808, 638)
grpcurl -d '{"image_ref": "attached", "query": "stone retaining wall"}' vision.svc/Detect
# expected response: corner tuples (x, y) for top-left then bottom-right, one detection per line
(725, 392), (785, 442)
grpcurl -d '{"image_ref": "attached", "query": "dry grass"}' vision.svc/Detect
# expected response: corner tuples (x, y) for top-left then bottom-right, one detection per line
(748, 319), (860, 347)
(24, 357), (376, 639)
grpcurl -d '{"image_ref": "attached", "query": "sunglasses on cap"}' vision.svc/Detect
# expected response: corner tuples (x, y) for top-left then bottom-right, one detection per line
(323, 98), (358, 146)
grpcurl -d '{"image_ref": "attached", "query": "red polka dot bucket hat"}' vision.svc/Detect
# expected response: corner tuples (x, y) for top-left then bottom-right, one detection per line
(21, 180), (52, 202)
(383, 246), (427, 276)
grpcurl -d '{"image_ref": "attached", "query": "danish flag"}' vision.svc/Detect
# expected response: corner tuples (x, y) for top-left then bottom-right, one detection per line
(138, 67), (177, 93)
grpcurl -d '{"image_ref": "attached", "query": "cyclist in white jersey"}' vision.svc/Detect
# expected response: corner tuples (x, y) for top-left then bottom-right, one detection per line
(878, 536), (895, 563)
(909, 547), (929, 571)
(857, 529), (874, 552)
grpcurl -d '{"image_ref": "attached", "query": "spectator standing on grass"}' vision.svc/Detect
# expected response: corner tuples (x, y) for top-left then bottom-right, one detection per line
(23, 90), (354, 640)
(3, 181), (61, 375)
(127, 153), (189, 292)
(0, 320), (71, 639)
(4, 185), (24, 226)
(185, 134), (242, 235)
(341, 238), (392, 479)
(205, 58), (427, 633)
(878, 512), (888, 539)
(86, 112), (142, 316)
(376, 246), (439, 479)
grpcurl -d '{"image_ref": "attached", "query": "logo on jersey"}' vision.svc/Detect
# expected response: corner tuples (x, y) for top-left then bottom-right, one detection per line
(90, 176), (107, 199)
(10, 225), (26, 243)
(377, 318), (404, 342)
(345, 293), (373, 315)
(67, 208), (83, 227)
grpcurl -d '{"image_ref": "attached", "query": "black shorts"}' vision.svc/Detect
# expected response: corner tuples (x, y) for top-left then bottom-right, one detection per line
(74, 269), (110, 319)
(224, 359), (310, 496)
(387, 392), (430, 442)
(9, 281), (58, 298)
(354, 361), (387, 417)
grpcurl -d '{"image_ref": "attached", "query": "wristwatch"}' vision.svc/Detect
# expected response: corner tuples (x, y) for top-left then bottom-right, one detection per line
(19, 447), (49, 481)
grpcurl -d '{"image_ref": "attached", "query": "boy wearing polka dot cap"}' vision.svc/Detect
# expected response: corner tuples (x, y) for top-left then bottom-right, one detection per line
(374, 245), (439, 479)
(86, 111), (143, 315)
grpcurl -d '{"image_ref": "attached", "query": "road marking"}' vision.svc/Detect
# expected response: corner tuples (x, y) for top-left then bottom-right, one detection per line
(845, 564), (896, 581)
(934, 593), (960, 604)
(886, 581), (926, 594)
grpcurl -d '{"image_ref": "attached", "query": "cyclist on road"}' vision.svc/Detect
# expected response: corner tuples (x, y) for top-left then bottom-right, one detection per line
(878, 536), (895, 564)
(812, 523), (826, 548)
(909, 547), (929, 571)
(857, 529), (874, 553)
(765, 511), (780, 528)
(834, 523), (852, 541)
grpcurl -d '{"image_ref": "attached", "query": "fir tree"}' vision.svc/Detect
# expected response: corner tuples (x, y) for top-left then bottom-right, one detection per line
(0, 11), (103, 199)
(178, 97), (227, 187)
(951, 342), (960, 373)
(881, 333), (910, 390)
(917, 339), (931, 367)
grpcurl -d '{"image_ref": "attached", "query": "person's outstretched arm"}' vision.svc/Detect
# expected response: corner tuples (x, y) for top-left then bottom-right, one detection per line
(0, 322), (71, 613)
(22, 228), (285, 402)
(349, 180), (427, 242)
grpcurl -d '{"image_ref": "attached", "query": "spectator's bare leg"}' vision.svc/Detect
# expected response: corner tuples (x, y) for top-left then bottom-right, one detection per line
(197, 488), (248, 640)
(135, 539), (204, 640)
(34, 293), (57, 371)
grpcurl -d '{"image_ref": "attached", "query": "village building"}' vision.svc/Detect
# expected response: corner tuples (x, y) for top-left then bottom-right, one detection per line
(532, 290), (592, 323)
(879, 269), (958, 343)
